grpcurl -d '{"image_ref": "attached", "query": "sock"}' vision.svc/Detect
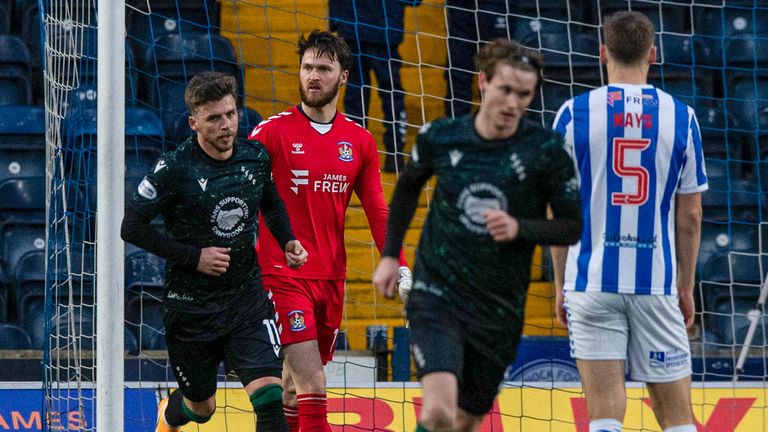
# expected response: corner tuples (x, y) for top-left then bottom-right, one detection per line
(297, 393), (332, 432)
(251, 384), (288, 432)
(663, 426), (696, 432)
(415, 424), (432, 432)
(181, 399), (213, 424)
(284, 404), (300, 432)
(163, 390), (191, 427)
(589, 418), (622, 432)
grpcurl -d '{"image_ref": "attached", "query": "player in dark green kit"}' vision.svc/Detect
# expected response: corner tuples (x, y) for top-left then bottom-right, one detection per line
(373, 40), (582, 432)
(121, 72), (307, 432)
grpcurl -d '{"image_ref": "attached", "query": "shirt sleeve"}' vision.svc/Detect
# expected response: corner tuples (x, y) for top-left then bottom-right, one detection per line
(382, 123), (435, 258)
(258, 160), (296, 250)
(354, 134), (410, 264)
(677, 109), (709, 194)
(516, 135), (582, 246)
(121, 157), (201, 268)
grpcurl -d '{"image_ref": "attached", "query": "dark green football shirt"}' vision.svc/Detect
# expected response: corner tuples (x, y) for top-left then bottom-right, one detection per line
(126, 137), (294, 313)
(384, 115), (581, 325)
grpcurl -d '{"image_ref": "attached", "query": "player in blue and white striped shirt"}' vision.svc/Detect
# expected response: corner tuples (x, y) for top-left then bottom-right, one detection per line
(551, 11), (706, 432)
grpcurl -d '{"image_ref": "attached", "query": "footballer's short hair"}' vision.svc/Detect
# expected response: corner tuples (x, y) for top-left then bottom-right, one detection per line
(475, 38), (543, 86)
(184, 71), (238, 115)
(297, 29), (353, 72)
(604, 11), (656, 66)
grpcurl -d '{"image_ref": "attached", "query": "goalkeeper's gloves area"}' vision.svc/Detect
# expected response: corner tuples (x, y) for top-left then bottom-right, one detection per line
(397, 266), (413, 304)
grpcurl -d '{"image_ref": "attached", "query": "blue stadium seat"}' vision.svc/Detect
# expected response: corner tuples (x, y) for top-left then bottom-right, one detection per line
(515, 0), (584, 23)
(0, 177), (46, 225)
(703, 178), (763, 222)
(0, 280), (7, 322)
(694, 102), (746, 181)
(50, 28), (138, 101)
(727, 76), (768, 137)
(0, 141), (45, 182)
(651, 36), (714, 101)
(169, 106), (263, 143)
(49, 306), (95, 351)
(697, 221), (759, 281)
(0, 74), (31, 105)
(20, 296), (42, 347)
(0, 220), (45, 276)
(0, 105), (45, 148)
(125, 242), (166, 297)
(125, 292), (166, 350)
(693, 6), (768, 67)
(0, 323), (31, 349)
(0, 34), (31, 77)
(141, 33), (244, 136)
(600, 1), (691, 34)
(522, 32), (602, 95)
(125, 0), (220, 53)
(124, 328), (139, 356)
(0, 1), (11, 35)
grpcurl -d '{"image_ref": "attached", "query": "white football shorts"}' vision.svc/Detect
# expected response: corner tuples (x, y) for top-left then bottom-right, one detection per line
(564, 290), (691, 383)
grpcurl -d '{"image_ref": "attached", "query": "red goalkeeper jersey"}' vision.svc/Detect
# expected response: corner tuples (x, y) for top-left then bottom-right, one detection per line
(249, 106), (391, 280)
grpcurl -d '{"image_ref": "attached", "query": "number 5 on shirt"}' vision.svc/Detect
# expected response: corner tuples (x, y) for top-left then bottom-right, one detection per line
(611, 137), (651, 206)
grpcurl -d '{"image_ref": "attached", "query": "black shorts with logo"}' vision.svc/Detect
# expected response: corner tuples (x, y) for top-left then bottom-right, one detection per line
(164, 282), (282, 402)
(406, 285), (523, 416)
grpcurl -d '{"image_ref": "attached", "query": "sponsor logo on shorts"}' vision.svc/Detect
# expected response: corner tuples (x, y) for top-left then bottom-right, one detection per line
(649, 349), (689, 369)
(288, 310), (306, 331)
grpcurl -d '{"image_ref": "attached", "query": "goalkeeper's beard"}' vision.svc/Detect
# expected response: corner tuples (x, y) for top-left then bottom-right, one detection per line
(299, 77), (342, 109)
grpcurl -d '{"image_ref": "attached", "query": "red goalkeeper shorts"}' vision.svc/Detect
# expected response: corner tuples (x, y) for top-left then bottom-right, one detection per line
(263, 275), (344, 364)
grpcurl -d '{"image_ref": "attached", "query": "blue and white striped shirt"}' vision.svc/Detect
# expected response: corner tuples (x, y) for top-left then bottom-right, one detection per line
(553, 84), (708, 296)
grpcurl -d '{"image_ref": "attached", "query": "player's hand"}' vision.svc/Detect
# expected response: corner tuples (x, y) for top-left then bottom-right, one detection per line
(197, 247), (231, 276)
(285, 240), (308, 268)
(397, 266), (413, 304)
(373, 256), (400, 299)
(484, 209), (519, 242)
(678, 289), (695, 329)
(555, 287), (567, 328)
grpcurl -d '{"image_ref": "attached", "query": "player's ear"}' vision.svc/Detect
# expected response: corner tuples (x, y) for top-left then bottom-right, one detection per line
(647, 46), (657, 64)
(340, 69), (349, 85)
(189, 114), (198, 132)
(599, 45), (609, 64)
(477, 71), (488, 93)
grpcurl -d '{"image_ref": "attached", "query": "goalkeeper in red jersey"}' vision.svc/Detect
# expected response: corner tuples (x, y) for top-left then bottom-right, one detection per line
(248, 30), (411, 432)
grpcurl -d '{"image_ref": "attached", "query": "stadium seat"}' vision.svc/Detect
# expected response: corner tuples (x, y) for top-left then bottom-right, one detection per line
(125, 0), (220, 54)
(125, 292), (166, 350)
(0, 141), (45, 182)
(600, 0), (691, 34)
(693, 6), (768, 67)
(169, 106), (263, 143)
(697, 221), (759, 281)
(0, 177), (46, 225)
(49, 28), (138, 101)
(49, 306), (95, 351)
(141, 33), (244, 136)
(0, 34), (31, 77)
(0, 105), (45, 148)
(0, 220), (45, 276)
(702, 178), (763, 222)
(0, 1), (10, 35)
(515, 0), (584, 23)
(20, 295), (42, 347)
(125, 243), (166, 298)
(0, 74), (31, 105)
(651, 36), (714, 101)
(0, 323), (32, 349)
(124, 328), (139, 356)
(0, 280), (7, 322)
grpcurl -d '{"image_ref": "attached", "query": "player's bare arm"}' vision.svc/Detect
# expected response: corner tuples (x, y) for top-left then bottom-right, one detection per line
(373, 256), (400, 299)
(675, 192), (703, 329)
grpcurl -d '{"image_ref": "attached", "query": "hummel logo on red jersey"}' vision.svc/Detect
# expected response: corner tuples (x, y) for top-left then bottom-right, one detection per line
(290, 170), (309, 194)
(292, 143), (305, 154)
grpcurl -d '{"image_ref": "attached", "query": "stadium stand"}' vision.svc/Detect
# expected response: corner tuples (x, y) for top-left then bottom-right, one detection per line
(0, 322), (31, 349)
